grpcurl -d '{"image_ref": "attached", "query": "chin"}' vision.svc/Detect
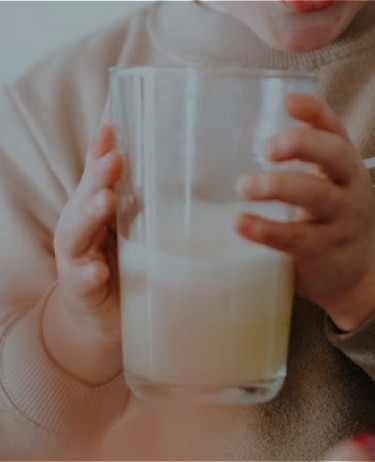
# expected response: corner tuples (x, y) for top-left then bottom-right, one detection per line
(272, 28), (342, 52)
(215, 0), (367, 53)
(236, 13), (344, 52)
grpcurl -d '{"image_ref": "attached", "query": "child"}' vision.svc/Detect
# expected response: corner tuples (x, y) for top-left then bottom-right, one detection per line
(0, 0), (375, 459)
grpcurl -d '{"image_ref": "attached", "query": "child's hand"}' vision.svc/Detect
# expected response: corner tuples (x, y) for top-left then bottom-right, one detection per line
(54, 125), (122, 337)
(44, 126), (130, 385)
(236, 94), (375, 332)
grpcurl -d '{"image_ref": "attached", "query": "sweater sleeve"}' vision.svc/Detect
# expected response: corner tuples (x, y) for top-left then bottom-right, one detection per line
(0, 26), (130, 458)
(0, 285), (128, 460)
(326, 315), (375, 381)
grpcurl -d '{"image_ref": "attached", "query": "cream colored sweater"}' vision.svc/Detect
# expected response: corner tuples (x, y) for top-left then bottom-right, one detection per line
(0, 1), (375, 460)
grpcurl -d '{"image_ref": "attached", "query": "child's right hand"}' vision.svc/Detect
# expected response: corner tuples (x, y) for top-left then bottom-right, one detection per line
(43, 126), (135, 385)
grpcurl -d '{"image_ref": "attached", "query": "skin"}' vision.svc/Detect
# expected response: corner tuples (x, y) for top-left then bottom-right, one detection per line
(236, 94), (375, 332)
(44, 127), (125, 384)
(205, 0), (368, 52)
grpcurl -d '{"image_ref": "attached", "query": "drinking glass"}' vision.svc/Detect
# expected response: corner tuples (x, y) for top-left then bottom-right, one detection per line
(111, 67), (317, 405)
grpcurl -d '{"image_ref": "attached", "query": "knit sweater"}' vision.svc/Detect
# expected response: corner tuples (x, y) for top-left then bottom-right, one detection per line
(0, 1), (375, 460)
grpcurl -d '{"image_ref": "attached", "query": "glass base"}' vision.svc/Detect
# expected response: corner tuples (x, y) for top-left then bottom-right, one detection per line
(125, 372), (285, 405)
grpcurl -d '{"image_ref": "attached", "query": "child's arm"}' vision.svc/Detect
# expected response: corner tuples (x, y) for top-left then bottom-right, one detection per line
(236, 94), (375, 379)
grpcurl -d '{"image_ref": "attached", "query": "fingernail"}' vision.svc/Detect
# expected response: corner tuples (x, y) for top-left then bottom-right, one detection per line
(262, 138), (276, 161)
(235, 176), (250, 196)
(353, 433), (375, 459)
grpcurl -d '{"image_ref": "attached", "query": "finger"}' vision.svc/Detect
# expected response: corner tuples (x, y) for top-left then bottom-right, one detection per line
(73, 260), (110, 300)
(121, 153), (135, 192)
(236, 171), (339, 222)
(236, 212), (314, 255)
(286, 93), (350, 142)
(87, 125), (115, 166)
(117, 193), (143, 238)
(59, 257), (115, 312)
(56, 188), (117, 258)
(117, 154), (136, 202)
(264, 127), (353, 184)
(117, 154), (143, 237)
(80, 125), (120, 194)
(79, 151), (123, 197)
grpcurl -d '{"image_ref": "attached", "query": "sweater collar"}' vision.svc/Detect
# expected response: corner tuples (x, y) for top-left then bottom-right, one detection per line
(148, 0), (375, 70)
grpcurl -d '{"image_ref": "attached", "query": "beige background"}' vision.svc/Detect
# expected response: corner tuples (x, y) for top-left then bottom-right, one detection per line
(0, 1), (151, 85)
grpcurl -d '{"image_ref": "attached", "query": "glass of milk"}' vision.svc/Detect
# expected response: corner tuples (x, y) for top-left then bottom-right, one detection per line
(110, 67), (317, 405)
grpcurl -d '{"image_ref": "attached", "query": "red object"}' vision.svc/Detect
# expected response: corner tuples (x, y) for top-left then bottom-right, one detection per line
(353, 434), (375, 460)
(282, 0), (335, 14)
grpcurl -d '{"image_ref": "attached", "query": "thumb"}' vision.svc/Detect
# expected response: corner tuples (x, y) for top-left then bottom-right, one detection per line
(323, 434), (375, 461)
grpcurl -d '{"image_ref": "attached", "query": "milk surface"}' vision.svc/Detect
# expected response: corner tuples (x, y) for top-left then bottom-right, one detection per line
(119, 200), (294, 387)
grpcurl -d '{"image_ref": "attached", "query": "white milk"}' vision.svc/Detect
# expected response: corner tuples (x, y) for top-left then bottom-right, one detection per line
(119, 200), (294, 387)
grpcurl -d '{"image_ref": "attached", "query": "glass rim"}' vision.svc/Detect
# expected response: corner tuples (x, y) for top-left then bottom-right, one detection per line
(110, 66), (317, 81)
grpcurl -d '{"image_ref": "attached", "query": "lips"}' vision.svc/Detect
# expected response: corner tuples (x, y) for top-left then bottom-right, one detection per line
(282, 0), (335, 14)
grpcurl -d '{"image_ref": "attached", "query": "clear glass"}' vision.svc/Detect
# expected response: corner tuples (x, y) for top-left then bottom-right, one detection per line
(111, 67), (317, 405)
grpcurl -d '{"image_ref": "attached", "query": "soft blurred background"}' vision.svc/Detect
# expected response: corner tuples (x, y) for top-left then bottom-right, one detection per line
(0, 1), (151, 85)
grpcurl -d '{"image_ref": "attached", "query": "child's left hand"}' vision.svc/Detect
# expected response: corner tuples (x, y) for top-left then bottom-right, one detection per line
(236, 93), (375, 332)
